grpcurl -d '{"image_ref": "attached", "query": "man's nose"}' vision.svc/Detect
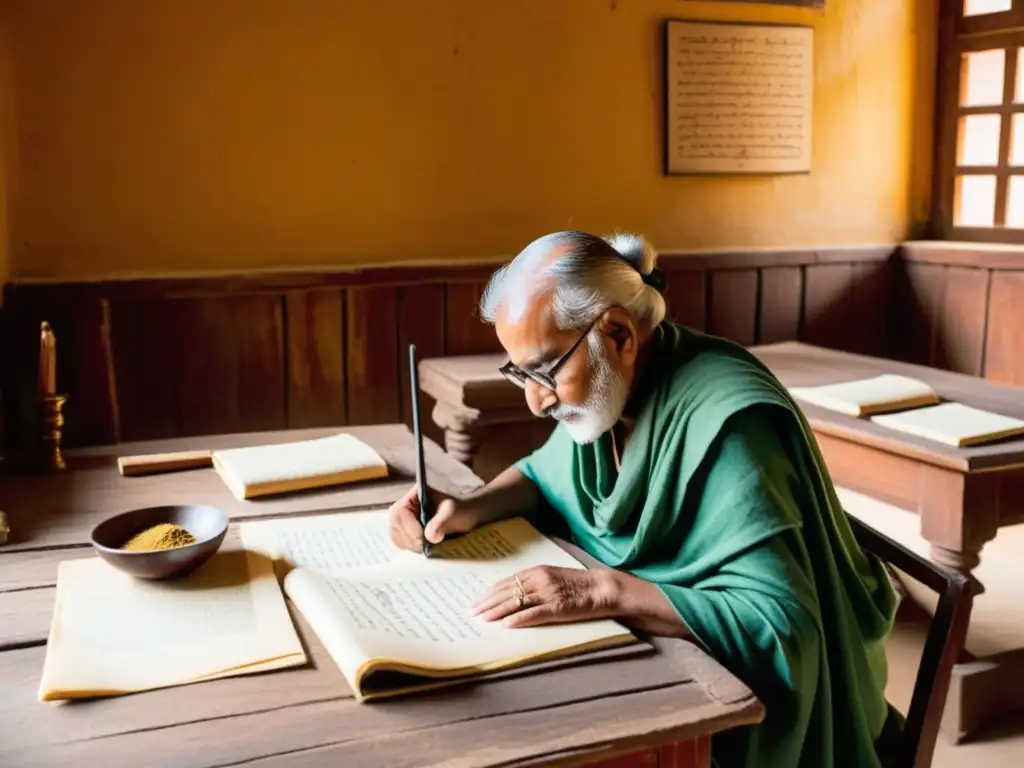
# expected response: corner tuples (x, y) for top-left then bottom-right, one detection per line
(524, 379), (558, 417)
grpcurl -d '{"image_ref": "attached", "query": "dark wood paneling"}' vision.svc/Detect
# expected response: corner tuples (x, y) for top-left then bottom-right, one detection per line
(663, 269), (706, 331)
(285, 290), (346, 429)
(898, 262), (946, 366)
(346, 287), (400, 426)
(445, 283), (501, 355)
(984, 270), (1024, 386)
(933, 267), (989, 377)
(110, 295), (286, 442)
(0, 246), (902, 450)
(708, 270), (758, 345)
(757, 266), (802, 344)
(397, 284), (446, 448)
(802, 263), (857, 351)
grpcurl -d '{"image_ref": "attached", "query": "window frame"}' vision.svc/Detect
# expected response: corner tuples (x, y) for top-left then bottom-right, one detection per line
(934, 0), (1024, 243)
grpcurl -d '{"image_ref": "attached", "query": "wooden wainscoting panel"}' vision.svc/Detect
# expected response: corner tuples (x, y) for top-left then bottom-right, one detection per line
(896, 262), (946, 366)
(346, 286), (401, 426)
(663, 269), (707, 331)
(983, 270), (1024, 386)
(397, 283), (446, 447)
(446, 283), (502, 355)
(933, 266), (989, 377)
(708, 270), (758, 345)
(108, 298), (184, 441)
(285, 290), (346, 429)
(110, 295), (287, 441)
(802, 263), (856, 352)
(848, 260), (895, 357)
(0, 290), (116, 448)
(757, 266), (802, 344)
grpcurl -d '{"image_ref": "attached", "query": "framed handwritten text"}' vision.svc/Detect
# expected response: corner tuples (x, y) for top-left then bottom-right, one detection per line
(664, 20), (813, 175)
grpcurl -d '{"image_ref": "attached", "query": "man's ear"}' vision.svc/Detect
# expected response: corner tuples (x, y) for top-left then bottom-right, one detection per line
(598, 308), (638, 366)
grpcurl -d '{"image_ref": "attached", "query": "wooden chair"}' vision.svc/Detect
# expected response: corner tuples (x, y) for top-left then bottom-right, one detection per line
(847, 515), (975, 768)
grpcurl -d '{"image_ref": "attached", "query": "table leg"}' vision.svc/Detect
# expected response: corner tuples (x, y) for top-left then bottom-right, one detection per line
(918, 466), (1000, 593)
(431, 401), (482, 467)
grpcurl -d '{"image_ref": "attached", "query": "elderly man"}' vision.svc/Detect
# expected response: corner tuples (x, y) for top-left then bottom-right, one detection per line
(387, 231), (901, 768)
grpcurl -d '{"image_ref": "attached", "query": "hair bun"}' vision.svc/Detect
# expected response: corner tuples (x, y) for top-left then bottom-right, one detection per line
(640, 267), (666, 293)
(604, 232), (662, 290)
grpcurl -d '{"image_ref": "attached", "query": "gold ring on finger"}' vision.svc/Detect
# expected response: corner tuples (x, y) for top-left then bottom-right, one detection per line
(512, 575), (528, 608)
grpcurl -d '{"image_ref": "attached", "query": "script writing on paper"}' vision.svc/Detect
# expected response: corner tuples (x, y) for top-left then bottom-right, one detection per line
(666, 21), (813, 174)
(324, 573), (488, 642)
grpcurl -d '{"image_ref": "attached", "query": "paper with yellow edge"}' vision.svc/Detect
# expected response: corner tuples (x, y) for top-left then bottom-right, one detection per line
(37, 550), (307, 701)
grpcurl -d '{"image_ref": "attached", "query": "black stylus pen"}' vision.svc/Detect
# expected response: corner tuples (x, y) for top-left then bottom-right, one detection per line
(408, 344), (432, 557)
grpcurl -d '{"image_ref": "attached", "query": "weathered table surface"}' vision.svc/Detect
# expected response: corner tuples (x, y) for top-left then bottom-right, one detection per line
(0, 424), (763, 768)
(748, 342), (1024, 581)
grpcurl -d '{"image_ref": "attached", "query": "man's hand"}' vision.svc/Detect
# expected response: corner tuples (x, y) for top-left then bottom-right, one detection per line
(471, 566), (617, 628)
(386, 484), (479, 553)
(472, 566), (692, 638)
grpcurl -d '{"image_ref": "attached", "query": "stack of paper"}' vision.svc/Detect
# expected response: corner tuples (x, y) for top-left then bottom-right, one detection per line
(37, 551), (307, 701)
(788, 374), (940, 417)
(212, 433), (389, 500)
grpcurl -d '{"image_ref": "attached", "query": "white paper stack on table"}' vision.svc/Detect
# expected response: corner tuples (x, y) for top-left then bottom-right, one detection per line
(870, 402), (1024, 447)
(212, 433), (390, 500)
(38, 550), (307, 702)
(239, 511), (641, 702)
(788, 374), (1024, 447)
(787, 374), (940, 417)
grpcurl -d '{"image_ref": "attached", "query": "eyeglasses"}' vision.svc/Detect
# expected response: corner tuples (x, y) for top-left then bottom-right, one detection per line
(498, 322), (595, 393)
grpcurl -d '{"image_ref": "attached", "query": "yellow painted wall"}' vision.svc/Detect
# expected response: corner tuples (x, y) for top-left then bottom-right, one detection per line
(4, 0), (935, 281)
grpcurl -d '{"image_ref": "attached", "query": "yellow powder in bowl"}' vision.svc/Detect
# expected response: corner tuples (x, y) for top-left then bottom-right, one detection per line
(121, 523), (197, 552)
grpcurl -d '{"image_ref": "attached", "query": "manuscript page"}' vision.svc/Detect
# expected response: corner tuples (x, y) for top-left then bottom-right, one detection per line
(666, 20), (813, 174)
(37, 551), (307, 701)
(260, 516), (635, 697)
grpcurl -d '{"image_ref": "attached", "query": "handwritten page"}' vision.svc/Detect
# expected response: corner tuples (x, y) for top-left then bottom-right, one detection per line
(322, 572), (488, 642)
(665, 20), (813, 174)
(239, 510), (402, 573)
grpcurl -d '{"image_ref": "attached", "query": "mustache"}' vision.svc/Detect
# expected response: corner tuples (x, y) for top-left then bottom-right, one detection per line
(546, 404), (583, 420)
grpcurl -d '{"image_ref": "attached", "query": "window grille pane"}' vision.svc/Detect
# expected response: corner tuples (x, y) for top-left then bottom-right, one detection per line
(1007, 176), (1024, 227)
(1016, 48), (1024, 103)
(964, 0), (1012, 16)
(958, 114), (1002, 166)
(1011, 114), (1024, 165)
(961, 49), (1006, 107)
(955, 175), (997, 227)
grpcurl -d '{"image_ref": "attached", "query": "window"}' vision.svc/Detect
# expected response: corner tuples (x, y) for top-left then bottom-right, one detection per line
(935, 0), (1024, 241)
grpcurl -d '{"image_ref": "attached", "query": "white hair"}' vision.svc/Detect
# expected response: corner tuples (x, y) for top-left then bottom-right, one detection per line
(479, 231), (668, 332)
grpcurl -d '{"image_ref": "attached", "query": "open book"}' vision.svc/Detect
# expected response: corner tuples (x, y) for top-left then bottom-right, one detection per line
(211, 433), (389, 500)
(788, 373), (940, 417)
(870, 401), (1024, 447)
(239, 512), (640, 701)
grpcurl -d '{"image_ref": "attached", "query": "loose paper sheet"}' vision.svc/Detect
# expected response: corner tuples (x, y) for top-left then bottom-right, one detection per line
(38, 551), (307, 701)
(665, 20), (813, 174)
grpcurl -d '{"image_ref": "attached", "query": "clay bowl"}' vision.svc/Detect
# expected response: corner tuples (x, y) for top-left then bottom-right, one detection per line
(90, 505), (229, 580)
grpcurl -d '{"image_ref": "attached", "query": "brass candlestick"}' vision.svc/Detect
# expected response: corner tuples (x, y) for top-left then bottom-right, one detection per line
(36, 394), (68, 473)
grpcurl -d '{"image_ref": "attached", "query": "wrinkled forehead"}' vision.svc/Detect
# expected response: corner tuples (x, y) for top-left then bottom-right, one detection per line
(494, 291), (572, 371)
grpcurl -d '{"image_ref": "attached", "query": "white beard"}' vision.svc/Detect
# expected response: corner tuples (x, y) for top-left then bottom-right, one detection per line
(550, 341), (630, 445)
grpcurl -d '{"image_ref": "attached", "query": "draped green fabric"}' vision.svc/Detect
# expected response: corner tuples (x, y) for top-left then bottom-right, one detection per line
(515, 322), (902, 768)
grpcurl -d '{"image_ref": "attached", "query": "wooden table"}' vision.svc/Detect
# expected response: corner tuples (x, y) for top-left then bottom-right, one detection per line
(748, 342), (1024, 588)
(0, 424), (763, 768)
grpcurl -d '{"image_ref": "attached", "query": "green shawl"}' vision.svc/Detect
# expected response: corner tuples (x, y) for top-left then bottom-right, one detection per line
(515, 322), (901, 768)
